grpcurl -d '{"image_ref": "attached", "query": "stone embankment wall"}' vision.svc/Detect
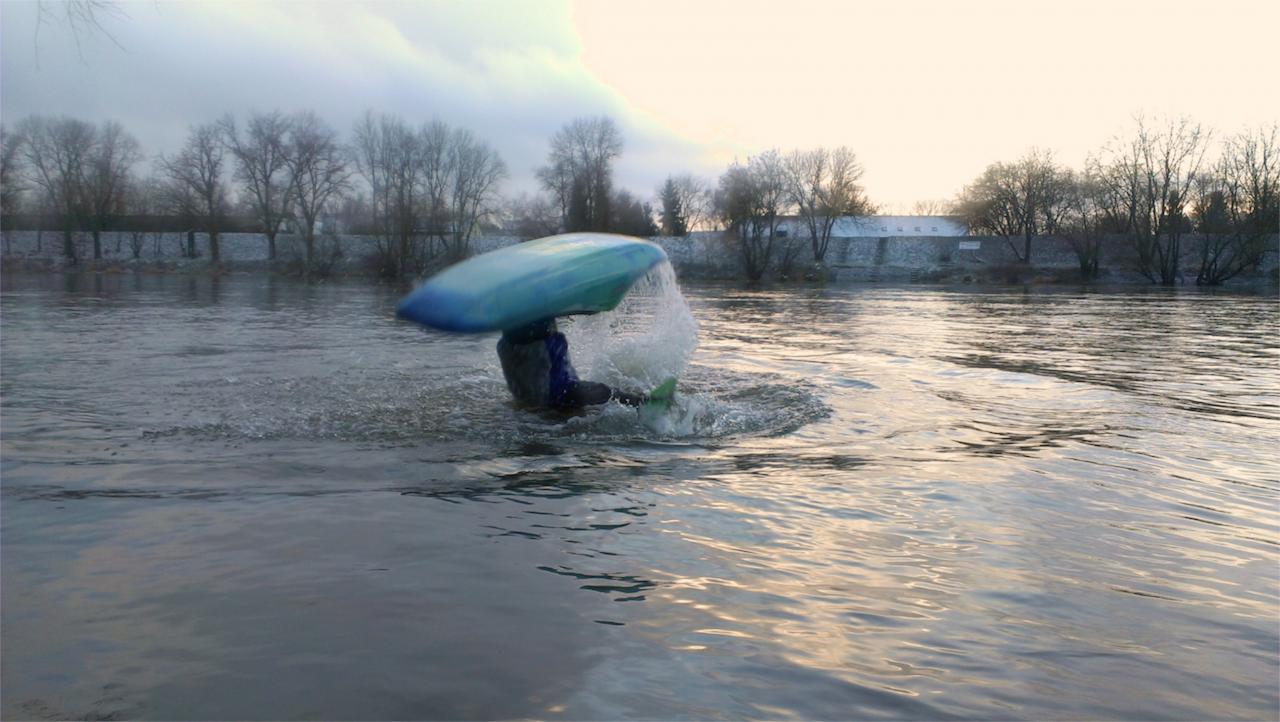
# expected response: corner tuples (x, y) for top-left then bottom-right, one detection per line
(656, 232), (1280, 283)
(2, 228), (1276, 284)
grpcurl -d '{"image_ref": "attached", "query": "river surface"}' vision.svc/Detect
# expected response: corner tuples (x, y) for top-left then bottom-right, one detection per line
(2, 271), (1277, 721)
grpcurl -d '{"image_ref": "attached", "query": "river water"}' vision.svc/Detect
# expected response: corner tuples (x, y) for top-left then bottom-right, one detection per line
(1, 270), (1277, 720)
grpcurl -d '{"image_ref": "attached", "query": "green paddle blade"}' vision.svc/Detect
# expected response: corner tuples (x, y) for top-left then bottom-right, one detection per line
(643, 377), (677, 411)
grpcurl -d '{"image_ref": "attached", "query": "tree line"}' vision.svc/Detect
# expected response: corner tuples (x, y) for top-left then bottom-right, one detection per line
(0, 111), (508, 277)
(524, 123), (876, 282)
(696, 116), (1275, 285)
(0, 112), (707, 278)
(956, 118), (1278, 286)
(710, 147), (874, 280)
(0, 110), (871, 283)
(2, 111), (1274, 284)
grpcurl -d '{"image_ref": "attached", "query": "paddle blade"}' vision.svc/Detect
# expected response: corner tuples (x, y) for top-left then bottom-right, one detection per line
(644, 377), (677, 410)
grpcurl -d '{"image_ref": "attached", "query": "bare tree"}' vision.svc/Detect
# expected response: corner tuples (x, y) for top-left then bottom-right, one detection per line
(82, 120), (140, 259)
(1, 126), (22, 254)
(1192, 124), (1277, 285)
(784, 146), (871, 263)
(353, 111), (426, 278)
(445, 128), (506, 260)
(351, 112), (507, 274)
(775, 222), (809, 279)
(123, 173), (160, 259)
(18, 116), (95, 260)
(755, 151), (789, 228)
(418, 118), (452, 248)
(956, 163), (1021, 241)
(678, 174), (715, 232)
(534, 156), (572, 232)
(537, 116), (622, 232)
(220, 111), (294, 261)
(1, 125), (25, 218)
(1061, 162), (1112, 280)
(506, 193), (560, 239)
(333, 193), (374, 235)
(1039, 163), (1075, 238)
(956, 148), (1071, 264)
(353, 111), (394, 270)
(910, 199), (955, 215)
(1098, 116), (1210, 284)
(33, 193), (56, 253)
(161, 123), (228, 262)
(715, 150), (790, 281)
(155, 166), (199, 258)
(286, 112), (351, 271)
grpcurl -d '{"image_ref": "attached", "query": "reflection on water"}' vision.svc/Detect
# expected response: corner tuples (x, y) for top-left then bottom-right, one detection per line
(2, 273), (1277, 720)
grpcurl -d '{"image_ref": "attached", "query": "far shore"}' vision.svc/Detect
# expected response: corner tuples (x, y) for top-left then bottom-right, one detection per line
(3, 252), (1276, 292)
(2, 228), (1277, 289)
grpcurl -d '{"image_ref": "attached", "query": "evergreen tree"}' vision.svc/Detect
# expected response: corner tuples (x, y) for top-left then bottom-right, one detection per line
(659, 176), (687, 236)
(611, 189), (656, 237)
(640, 202), (659, 237)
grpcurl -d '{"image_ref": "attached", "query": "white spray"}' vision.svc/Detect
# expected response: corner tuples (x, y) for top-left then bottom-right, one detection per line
(560, 261), (699, 394)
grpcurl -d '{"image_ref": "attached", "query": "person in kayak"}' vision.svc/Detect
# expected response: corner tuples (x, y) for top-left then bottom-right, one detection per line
(496, 317), (650, 409)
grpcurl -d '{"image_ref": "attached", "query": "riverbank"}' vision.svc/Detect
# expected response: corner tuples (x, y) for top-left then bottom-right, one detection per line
(2, 229), (1276, 287)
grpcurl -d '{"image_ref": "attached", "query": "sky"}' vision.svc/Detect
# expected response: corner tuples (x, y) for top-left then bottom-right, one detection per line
(2, 0), (1277, 211)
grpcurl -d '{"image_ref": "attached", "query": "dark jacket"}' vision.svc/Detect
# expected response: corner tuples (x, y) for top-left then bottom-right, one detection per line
(496, 321), (578, 407)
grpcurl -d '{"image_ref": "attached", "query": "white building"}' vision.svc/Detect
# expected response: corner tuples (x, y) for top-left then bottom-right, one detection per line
(775, 215), (968, 238)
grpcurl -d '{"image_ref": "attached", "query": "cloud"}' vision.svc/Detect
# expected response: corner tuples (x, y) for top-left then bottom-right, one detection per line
(0, 0), (706, 201)
(4, 0), (1275, 208)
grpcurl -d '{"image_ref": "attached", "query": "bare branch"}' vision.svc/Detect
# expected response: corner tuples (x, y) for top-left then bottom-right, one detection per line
(35, 0), (128, 63)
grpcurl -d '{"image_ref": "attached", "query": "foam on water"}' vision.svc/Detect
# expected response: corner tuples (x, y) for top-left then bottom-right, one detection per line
(547, 374), (827, 442)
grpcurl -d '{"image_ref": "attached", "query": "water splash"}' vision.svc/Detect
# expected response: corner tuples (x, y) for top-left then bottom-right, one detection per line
(561, 261), (699, 393)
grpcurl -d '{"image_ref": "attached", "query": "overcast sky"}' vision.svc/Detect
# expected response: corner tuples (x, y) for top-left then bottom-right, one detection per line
(2, 0), (1277, 210)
